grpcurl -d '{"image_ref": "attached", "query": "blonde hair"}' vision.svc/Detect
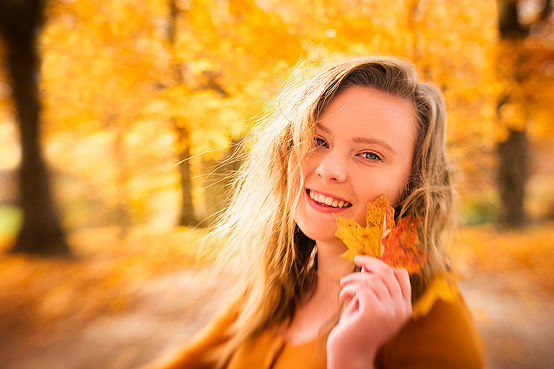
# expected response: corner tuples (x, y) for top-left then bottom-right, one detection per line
(205, 56), (457, 367)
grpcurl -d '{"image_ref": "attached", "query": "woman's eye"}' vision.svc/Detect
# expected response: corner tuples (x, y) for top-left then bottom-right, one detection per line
(359, 151), (383, 161)
(314, 137), (328, 148)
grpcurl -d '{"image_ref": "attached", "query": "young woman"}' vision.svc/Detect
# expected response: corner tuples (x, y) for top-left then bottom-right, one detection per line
(148, 56), (483, 369)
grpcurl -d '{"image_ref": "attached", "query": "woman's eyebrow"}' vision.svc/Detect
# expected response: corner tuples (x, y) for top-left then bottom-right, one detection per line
(317, 123), (394, 153)
(315, 123), (331, 134)
(353, 137), (394, 153)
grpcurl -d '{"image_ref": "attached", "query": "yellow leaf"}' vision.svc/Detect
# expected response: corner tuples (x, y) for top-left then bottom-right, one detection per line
(335, 215), (382, 262)
(366, 194), (396, 229)
(412, 274), (458, 319)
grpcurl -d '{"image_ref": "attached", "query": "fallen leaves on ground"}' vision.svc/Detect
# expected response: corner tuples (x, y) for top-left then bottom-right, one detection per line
(0, 221), (552, 364)
(453, 222), (554, 293)
(0, 225), (211, 355)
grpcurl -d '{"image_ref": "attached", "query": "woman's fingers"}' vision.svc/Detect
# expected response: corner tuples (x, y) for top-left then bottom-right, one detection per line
(354, 255), (389, 271)
(354, 283), (383, 316)
(393, 267), (412, 305)
(351, 255), (409, 302)
(339, 283), (381, 317)
(341, 292), (359, 316)
(340, 273), (392, 301)
(339, 283), (356, 303)
(339, 277), (391, 306)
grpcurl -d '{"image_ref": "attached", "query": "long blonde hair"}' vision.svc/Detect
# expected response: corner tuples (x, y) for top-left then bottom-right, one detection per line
(205, 56), (457, 367)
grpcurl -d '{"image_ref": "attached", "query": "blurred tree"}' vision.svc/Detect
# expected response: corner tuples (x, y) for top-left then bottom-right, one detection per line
(167, 0), (196, 226)
(496, 0), (553, 227)
(162, 0), (303, 224)
(41, 0), (170, 233)
(0, 0), (70, 255)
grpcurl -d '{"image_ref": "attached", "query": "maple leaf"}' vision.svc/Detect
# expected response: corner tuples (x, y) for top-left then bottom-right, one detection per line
(365, 194), (394, 230)
(381, 216), (427, 274)
(335, 215), (382, 262)
(334, 195), (395, 262)
(334, 195), (427, 274)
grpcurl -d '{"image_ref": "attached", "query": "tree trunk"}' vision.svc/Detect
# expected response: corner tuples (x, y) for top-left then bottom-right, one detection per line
(168, 0), (196, 226)
(495, 0), (530, 228)
(0, 0), (70, 255)
(174, 124), (196, 226)
(113, 126), (132, 239)
(497, 128), (527, 227)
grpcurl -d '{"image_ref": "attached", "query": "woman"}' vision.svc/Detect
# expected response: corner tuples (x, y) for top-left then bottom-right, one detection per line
(148, 56), (484, 369)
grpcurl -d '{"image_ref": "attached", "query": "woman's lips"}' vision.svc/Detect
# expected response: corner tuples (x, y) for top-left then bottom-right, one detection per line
(307, 189), (352, 210)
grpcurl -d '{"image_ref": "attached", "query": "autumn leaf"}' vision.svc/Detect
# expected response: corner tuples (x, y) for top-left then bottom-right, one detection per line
(334, 195), (395, 262)
(412, 274), (458, 319)
(381, 216), (427, 274)
(365, 194), (394, 231)
(335, 195), (427, 274)
(335, 215), (382, 262)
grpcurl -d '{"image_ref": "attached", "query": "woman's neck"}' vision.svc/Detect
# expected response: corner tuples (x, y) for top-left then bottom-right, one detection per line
(316, 239), (356, 288)
(280, 239), (354, 344)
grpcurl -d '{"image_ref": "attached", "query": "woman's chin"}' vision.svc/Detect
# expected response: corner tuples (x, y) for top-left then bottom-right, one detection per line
(299, 227), (341, 246)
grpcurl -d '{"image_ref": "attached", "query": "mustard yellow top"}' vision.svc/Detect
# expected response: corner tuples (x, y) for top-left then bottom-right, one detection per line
(148, 292), (483, 369)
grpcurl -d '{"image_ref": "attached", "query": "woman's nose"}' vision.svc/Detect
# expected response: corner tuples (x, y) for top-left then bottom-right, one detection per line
(314, 152), (347, 182)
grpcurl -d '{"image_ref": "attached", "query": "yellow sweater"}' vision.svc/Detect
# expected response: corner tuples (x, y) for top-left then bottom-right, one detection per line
(148, 293), (483, 369)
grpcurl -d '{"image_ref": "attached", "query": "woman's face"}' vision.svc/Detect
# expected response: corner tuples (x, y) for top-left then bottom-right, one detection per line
(294, 86), (417, 245)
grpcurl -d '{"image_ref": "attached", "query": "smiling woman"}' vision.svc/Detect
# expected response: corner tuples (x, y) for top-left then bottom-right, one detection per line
(146, 57), (484, 369)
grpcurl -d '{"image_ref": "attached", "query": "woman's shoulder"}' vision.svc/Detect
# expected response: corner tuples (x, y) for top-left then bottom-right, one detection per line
(376, 290), (484, 369)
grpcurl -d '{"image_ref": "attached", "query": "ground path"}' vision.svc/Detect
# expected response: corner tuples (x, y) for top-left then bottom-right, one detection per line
(459, 273), (554, 369)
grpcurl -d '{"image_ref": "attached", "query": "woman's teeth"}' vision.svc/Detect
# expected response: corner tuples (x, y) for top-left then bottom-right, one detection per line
(309, 190), (352, 208)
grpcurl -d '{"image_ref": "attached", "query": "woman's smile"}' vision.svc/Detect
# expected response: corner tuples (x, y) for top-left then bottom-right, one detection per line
(307, 189), (353, 210)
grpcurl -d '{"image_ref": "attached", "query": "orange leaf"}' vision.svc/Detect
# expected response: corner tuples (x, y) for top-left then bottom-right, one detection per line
(381, 216), (427, 274)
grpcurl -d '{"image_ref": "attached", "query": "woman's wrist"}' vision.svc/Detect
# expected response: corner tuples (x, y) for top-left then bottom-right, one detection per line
(327, 335), (376, 369)
(327, 352), (375, 369)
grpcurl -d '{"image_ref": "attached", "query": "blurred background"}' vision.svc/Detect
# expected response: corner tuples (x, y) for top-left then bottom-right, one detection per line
(0, 0), (552, 368)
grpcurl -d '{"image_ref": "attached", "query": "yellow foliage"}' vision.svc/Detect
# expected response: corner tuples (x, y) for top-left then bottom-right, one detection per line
(1, 0), (551, 234)
(35, 0), (507, 178)
(335, 215), (383, 262)
(0, 122), (20, 169)
(335, 195), (392, 262)
(454, 223), (554, 293)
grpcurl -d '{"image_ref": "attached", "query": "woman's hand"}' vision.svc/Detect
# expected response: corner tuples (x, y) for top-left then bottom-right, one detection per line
(327, 255), (412, 369)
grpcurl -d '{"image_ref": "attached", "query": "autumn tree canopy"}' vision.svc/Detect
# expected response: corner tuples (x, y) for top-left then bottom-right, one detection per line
(0, 0), (552, 240)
